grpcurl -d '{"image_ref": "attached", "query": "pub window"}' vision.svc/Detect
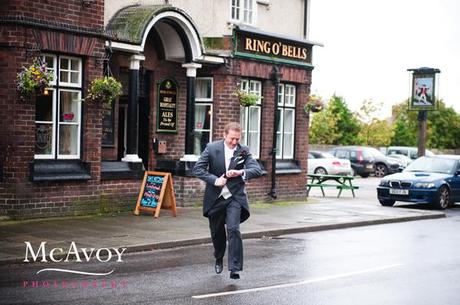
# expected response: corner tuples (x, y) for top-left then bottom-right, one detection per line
(276, 84), (296, 159)
(194, 78), (213, 155)
(231, 0), (255, 25)
(35, 55), (82, 159)
(239, 79), (262, 159)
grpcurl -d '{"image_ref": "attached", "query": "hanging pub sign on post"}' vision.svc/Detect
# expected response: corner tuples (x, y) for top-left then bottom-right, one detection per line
(134, 171), (177, 218)
(407, 67), (440, 158)
(408, 67), (440, 111)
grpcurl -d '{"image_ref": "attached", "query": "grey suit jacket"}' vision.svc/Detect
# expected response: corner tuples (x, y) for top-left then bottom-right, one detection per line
(192, 140), (263, 222)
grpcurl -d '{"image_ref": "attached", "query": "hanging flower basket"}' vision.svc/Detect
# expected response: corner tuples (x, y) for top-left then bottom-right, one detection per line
(235, 89), (261, 107)
(85, 76), (122, 104)
(16, 58), (54, 97)
(304, 95), (324, 113)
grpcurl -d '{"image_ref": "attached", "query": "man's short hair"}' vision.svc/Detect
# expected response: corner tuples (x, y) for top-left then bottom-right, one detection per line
(224, 122), (242, 134)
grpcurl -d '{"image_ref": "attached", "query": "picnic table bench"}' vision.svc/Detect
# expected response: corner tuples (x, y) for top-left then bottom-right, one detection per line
(307, 174), (359, 198)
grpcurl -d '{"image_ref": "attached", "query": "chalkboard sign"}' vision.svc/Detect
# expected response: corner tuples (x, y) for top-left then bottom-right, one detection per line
(101, 101), (115, 146)
(157, 79), (178, 133)
(134, 171), (177, 218)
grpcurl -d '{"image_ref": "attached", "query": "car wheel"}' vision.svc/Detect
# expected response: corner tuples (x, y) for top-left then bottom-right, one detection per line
(433, 186), (450, 210)
(374, 164), (388, 178)
(360, 173), (370, 178)
(314, 167), (328, 175)
(379, 199), (395, 207)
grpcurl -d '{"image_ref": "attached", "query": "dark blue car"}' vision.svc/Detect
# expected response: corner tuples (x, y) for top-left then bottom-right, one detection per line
(377, 155), (460, 209)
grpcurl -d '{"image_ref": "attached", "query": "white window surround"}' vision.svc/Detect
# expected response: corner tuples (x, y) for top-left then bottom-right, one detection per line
(58, 56), (82, 88)
(34, 89), (56, 159)
(230, 0), (257, 25)
(193, 77), (214, 155)
(195, 77), (213, 102)
(276, 83), (296, 160)
(240, 79), (262, 159)
(57, 89), (82, 159)
(35, 54), (82, 160)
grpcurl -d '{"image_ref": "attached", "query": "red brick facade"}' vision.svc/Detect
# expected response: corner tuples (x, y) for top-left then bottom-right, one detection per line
(0, 1), (312, 219)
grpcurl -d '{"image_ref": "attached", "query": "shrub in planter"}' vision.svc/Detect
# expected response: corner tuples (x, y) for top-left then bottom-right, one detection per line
(86, 76), (122, 104)
(16, 59), (54, 97)
(304, 95), (324, 113)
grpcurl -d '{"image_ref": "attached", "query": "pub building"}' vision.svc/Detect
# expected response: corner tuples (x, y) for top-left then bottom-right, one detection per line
(0, 0), (321, 219)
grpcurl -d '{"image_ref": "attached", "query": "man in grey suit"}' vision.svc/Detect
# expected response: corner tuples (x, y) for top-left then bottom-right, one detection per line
(193, 122), (262, 279)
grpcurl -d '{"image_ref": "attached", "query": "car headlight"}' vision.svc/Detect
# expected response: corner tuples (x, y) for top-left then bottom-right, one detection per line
(414, 182), (435, 188)
(379, 180), (390, 187)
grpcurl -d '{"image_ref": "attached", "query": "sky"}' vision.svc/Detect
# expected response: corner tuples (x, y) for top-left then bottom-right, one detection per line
(308, 0), (460, 118)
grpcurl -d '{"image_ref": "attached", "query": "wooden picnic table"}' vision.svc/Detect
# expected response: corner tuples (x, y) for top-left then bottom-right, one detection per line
(307, 174), (358, 198)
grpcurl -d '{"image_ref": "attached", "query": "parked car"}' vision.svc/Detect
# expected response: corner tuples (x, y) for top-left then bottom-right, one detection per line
(377, 155), (460, 209)
(308, 151), (353, 175)
(386, 154), (411, 170)
(330, 146), (401, 178)
(387, 146), (434, 162)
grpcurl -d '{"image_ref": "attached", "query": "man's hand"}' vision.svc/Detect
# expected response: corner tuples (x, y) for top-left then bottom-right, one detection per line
(225, 169), (244, 178)
(214, 174), (227, 187)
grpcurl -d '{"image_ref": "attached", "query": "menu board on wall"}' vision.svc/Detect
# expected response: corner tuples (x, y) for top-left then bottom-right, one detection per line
(157, 79), (178, 133)
(101, 101), (115, 147)
(134, 171), (177, 218)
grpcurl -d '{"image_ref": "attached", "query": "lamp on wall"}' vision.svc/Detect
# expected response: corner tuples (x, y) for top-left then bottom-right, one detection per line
(81, 0), (95, 7)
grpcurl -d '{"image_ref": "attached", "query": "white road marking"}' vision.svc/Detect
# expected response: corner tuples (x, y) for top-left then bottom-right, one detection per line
(192, 263), (403, 299)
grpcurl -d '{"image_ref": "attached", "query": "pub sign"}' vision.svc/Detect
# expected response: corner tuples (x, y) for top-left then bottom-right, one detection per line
(233, 28), (313, 67)
(408, 67), (440, 111)
(157, 78), (178, 133)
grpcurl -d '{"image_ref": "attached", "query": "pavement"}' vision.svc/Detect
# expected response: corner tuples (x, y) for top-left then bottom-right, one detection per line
(0, 178), (445, 265)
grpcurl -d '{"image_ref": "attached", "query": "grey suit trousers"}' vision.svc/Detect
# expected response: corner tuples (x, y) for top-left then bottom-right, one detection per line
(208, 196), (243, 272)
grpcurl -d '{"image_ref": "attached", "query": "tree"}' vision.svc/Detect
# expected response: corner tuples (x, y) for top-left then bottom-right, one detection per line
(309, 107), (340, 144)
(309, 95), (360, 145)
(327, 95), (360, 145)
(390, 99), (460, 149)
(356, 99), (394, 147)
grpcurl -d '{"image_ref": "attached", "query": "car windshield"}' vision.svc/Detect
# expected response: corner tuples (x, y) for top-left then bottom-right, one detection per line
(404, 157), (456, 174)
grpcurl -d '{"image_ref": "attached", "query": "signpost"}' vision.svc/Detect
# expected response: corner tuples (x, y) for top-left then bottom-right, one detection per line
(407, 67), (440, 157)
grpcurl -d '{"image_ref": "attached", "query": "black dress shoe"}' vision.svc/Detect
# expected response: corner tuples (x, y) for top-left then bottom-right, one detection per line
(230, 271), (240, 279)
(215, 259), (223, 274)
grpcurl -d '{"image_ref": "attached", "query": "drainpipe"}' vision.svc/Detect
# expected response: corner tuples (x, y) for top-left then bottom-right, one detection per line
(303, 0), (309, 39)
(270, 66), (282, 199)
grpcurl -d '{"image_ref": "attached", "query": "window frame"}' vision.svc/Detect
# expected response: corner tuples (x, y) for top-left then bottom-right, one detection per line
(240, 79), (262, 159)
(230, 0), (256, 25)
(57, 89), (82, 159)
(193, 77), (214, 155)
(276, 83), (296, 160)
(34, 54), (83, 160)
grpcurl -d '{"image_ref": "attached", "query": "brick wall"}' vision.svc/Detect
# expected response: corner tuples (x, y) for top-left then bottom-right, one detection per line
(0, 1), (313, 219)
(0, 0), (144, 220)
(0, 0), (104, 29)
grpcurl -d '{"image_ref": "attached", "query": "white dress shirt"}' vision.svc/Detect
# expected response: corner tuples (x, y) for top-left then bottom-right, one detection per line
(219, 143), (235, 199)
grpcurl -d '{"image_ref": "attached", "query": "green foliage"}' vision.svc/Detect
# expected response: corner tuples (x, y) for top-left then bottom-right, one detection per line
(426, 101), (460, 149)
(86, 76), (122, 104)
(356, 100), (393, 147)
(309, 95), (360, 145)
(309, 94), (460, 149)
(390, 99), (460, 149)
(235, 89), (261, 107)
(309, 108), (340, 144)
(328, 95), (361, 145)
(358, 119), (394, 147)
(304, 95), (324, 113)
